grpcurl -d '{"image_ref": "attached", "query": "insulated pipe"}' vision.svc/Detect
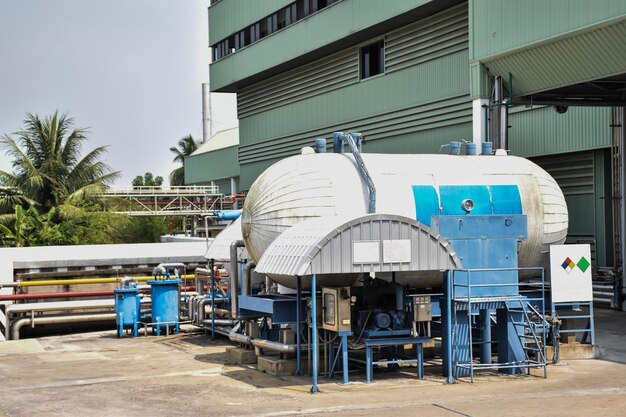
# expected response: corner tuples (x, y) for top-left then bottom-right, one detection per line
(0, 290), (114, 301)
(229, 240), (245, 319)
(243, 261), (256, 297)
(202, 319), (235, 326)
(227, 325), (306, 353)
(10, 313), (116, 340)
(153, 263), (186, 277)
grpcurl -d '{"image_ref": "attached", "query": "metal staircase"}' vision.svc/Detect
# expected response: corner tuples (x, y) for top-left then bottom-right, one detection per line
(504, 299), (549, 377)
(449, 268), (549, 382)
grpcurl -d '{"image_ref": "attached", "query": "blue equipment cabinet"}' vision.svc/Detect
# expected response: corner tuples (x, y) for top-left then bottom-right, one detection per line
(148, 279), (182, 336)
(114, 284), (141, 338)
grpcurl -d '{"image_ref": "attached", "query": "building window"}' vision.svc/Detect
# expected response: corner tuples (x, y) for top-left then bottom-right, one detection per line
(360, 40), (384, 79)
(211, 0), (339, 61)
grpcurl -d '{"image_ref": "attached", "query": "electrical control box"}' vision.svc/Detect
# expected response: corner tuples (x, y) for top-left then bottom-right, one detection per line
(322, 287), (351, 332)
(413, 295), (432, 322)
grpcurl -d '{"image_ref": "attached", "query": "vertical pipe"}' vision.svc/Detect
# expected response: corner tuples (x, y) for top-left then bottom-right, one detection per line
(620, 107), (626, 311)
(229, 240), (245, 319)
(210, 258), (215, 340)
(332, 132), (343, 153)
(202, 83), (212, 143)
(295, 275), (303, 376)
(314, 138), (327, 153)
(310, 274), (320, 393)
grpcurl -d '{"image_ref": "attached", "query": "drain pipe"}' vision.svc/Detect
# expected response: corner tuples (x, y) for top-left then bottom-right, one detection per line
(11, 313), (116, 340)
(229, 240), (245, 319)
(243, 261), (256, 297)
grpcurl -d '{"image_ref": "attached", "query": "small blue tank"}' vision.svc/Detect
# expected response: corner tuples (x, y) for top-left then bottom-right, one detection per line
(148, 279), (181, 336)
(114, 284), (141, 338)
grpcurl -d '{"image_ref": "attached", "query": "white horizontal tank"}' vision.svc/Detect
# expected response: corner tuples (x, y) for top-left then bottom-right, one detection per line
(241, 152), (568, 287)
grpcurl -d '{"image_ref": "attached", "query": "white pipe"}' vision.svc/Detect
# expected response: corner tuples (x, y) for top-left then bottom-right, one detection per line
(10, 313), (116, 340)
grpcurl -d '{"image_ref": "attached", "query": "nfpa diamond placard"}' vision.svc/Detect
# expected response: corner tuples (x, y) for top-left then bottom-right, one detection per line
(550, 244), (593, 303)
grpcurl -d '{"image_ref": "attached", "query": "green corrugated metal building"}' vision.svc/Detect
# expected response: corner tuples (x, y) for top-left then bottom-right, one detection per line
(189, 0), (626, 270)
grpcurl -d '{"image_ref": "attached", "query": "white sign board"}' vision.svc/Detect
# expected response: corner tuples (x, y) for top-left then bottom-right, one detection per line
(382, 240), (412, 263)
(352, 241), (380, 264)
(549, 244), (593, 303)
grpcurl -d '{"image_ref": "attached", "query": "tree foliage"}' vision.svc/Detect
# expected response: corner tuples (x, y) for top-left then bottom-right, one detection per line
(0, 111), (119, 213)
(0, 203), (167, 247)
(0, 112), (169, 248)
(132, 172), (164, 187)
(169, 134), (198, 186)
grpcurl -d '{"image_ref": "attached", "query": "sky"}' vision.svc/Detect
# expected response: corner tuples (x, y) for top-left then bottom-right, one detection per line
(0, 0), (238, 186)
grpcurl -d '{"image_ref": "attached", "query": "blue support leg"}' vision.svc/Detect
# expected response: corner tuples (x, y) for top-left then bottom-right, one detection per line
(496, 308), (524, 374)
(366, 346), (373, 383)
(295, 275), (303, 376)
(310, 274), (320, 394)
(417, 343), (424, 379)
(339, 332), (350, 385)
(443, 272), (456, 384)
(480, 309), (492, 364)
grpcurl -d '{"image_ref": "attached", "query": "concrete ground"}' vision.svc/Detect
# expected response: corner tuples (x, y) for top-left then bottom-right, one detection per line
(0, 309), (625, 417)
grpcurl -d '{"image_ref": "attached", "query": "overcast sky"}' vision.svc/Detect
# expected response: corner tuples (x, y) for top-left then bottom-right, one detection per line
(0, 0), (238, 186)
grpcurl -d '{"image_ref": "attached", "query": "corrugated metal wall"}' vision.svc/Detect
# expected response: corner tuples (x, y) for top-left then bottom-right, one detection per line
(386, 4), (468, 73)
(531, 149), (613, 267)
(237, 4), (471, 174)
(184, 145), (239, 186)
(238, 50), (358, 118)
(509, 106), (612, 157)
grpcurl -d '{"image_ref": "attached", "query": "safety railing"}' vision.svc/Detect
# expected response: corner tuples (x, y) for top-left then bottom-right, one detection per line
(450, 267), (547, 382)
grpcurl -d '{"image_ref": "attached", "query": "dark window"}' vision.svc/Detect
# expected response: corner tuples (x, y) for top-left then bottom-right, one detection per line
(277, 9), (287, 30)
(211, 0), (337, 62)
(286, 4), (297, 24)
(360, 40), (384, 79)
(259, 18), (268, 38)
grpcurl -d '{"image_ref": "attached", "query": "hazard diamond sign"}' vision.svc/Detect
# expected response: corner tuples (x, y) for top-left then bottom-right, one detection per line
(550, 244), (593, 303)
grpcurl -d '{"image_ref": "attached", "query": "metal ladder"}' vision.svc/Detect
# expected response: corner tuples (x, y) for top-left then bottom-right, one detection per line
(504, 299), (549, 377)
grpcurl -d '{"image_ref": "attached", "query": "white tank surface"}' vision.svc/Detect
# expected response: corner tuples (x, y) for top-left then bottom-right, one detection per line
(241, 153), (568, 282)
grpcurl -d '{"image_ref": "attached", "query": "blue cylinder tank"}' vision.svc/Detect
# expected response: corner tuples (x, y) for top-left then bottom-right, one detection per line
(114, 286), (141, 338)
(148, 279), (181, 336)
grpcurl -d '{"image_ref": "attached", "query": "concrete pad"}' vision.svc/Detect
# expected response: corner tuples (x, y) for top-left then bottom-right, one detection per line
(257, 356), (302, 376)
(226, 346), (257, 364)
(547, 343), (598, 360)
(0, 339), (44, 354)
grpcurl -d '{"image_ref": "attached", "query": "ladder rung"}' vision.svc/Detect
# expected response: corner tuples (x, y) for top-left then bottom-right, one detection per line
(523, 347), (542, 352)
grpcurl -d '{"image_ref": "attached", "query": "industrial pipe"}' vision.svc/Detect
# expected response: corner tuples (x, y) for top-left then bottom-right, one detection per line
(227, 330), (305, 354)
(0, 290), (114, 302)
(17, 275), (195, 288)
(10, 313), (116, 340)
(243, 261), (256, 297)
(202, 319), (235, 326)
(229, 240), (245, 319)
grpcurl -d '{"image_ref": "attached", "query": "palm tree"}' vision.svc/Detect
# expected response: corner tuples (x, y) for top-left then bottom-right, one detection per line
(169, 134), (198, 186)
(0, 111), (119, 212)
